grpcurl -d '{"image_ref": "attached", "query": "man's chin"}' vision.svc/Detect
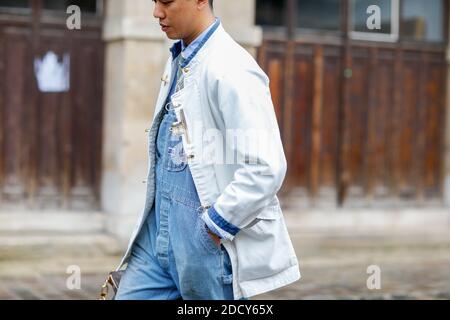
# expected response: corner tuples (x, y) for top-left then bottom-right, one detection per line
(165, 32), (179, 40)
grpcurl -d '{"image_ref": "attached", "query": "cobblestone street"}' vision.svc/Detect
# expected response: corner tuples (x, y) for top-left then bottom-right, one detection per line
(256, 231), (450, 300)
(1, 222), (450, 300)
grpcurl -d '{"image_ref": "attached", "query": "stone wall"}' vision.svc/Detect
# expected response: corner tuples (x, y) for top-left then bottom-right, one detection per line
(445, 13), (450, 206)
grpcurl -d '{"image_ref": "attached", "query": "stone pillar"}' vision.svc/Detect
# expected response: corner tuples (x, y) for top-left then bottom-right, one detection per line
(445, 10), (450, 207)
(101, 0), (169, 241)
(215, 0), (262, 57)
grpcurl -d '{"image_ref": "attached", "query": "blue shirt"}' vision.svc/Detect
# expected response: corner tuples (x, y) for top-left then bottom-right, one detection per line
(180, 18), (219, 60)
(169, 18), (220, 66)
(166, 18), (220, 107)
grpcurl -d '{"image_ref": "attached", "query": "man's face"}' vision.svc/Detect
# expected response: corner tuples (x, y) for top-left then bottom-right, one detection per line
(153, 0), (201, 40)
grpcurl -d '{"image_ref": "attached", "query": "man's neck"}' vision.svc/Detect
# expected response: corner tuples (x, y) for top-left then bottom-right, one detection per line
(183, 15), (215, 46)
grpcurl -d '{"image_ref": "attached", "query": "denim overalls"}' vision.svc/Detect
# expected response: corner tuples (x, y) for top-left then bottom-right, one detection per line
(115, 93), (234, 300)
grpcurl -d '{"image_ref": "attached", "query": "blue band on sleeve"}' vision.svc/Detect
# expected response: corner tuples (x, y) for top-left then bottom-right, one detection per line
(208, 205), (240, 236)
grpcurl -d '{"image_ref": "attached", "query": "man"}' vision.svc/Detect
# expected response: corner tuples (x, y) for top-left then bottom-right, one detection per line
(115, 0), (300, 300)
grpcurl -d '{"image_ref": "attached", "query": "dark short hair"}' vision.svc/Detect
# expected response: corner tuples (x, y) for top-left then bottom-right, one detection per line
(209, 0), (213, 9)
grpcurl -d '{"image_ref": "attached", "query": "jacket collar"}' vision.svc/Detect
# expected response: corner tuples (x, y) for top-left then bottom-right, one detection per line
(169, 18), (221, 68)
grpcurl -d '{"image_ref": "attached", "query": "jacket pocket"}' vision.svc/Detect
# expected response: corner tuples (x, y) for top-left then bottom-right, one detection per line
(241, 198), (281, 229)
(166, 135), (188, 172)
(234, 200), (297, 283)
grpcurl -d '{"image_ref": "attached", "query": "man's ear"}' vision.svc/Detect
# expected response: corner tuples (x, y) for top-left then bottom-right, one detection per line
(197, 0), (210, 10)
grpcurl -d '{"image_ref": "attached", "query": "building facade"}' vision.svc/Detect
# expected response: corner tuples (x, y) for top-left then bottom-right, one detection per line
(257, 0), (449, 209)
(0, 0), (449, 240)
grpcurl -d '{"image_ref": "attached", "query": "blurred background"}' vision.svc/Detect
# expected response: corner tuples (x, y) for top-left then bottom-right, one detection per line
(0, 0), (449, 300)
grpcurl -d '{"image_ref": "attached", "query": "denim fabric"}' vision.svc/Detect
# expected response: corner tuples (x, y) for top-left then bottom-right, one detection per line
(115, 108), (234, 300)
(180, 18), (219, 60)
(169, 18), (220, 65)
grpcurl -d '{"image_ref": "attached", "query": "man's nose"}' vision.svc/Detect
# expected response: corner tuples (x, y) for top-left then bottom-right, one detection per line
(153, 2), (165, 19)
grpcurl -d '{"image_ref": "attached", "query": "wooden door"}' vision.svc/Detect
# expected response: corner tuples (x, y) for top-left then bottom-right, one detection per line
(257, 0), (448, 207)
(0, 0), (104, 210)
(339, 45), (447, 207)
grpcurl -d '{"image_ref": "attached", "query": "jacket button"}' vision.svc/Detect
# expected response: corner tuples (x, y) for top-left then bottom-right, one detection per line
(145, 129), (150, 133)
(182, 67), (190, 73)
(161, 75), (169, 85)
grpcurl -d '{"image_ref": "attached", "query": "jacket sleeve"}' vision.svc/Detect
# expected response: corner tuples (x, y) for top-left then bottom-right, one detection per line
(201, 66), (287, 241)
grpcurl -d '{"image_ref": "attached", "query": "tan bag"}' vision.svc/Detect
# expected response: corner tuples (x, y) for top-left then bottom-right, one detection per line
(98, 270), (125, 300)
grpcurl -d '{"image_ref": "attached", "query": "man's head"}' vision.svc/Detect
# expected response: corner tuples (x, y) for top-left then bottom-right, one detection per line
(153, 0), (215, 45)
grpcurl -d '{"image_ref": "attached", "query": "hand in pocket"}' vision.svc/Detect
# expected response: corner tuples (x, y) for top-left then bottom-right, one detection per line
(206, 228), (221, 247)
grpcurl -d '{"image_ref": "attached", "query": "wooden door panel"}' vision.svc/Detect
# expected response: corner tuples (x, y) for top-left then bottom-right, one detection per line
(1, 29), (32, 205)
(343, 47), (370, 202)
(260, 41), (342, 203)
(291, 45), (314, 190)
(423, 55), (446, 198)
(0, 34), (3, 202)
(318, 46), (340, 198)
(397, 52), (421, 199)
(342, 48), (445, 205)
(261, 42), (286, 128)
(0, 3), (104, 211)
(34, 35), (70, 208)
(70, 39), (103, 209)
(366, 49), (395, 200)
(258, 38), (446, 207)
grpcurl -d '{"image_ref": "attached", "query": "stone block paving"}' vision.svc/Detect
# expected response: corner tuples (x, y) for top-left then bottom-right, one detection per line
(1, 230), (450, 300)
(255, 231), (450, 300)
